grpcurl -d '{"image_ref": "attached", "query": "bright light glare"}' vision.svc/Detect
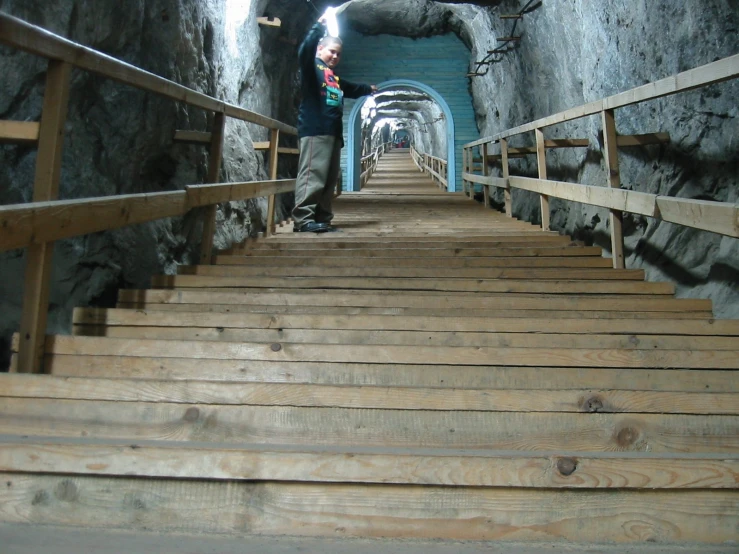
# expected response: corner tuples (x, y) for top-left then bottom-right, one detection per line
(226, 0), (252, 55)
(323, 7), (340, 37)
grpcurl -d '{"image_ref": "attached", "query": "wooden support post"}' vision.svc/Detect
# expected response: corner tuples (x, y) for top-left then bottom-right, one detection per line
(602, 109), (625, 269)
(463, 148), (470, 197)
(535, 128), (550, 231)
(265, 128), (280, 237)
(17, 60), (72, 374)
(501, 138), (512, 217)
(482, 143), (490, 208)
(199, 113), (226, 265)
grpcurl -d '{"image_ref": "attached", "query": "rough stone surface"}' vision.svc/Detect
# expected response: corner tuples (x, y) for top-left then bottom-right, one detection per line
(472, 0), (739, 318)
(0, 0), (305, 370)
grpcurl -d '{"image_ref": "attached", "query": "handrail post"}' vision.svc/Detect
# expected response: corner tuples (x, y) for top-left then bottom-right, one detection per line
(462, 148), (469, 197)
(265, 128), (280, 237)
(535, 128), (550, 230)
(602, 109), (625, 268)
(482, 143), (490, 207)
(501, 138), (512, 217)
(17, 60), (72, 374)
(199, 112), (226, 264)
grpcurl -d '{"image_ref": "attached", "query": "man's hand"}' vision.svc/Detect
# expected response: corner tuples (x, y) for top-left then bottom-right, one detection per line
(370, 85), (378, 94)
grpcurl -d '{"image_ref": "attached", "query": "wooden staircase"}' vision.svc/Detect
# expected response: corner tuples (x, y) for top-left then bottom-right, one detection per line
(2, 149), (738, 548)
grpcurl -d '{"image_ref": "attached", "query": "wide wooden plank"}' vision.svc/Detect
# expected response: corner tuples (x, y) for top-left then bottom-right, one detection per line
(1, 398), (736, 452)
(72, 308), (739, 336)
(117, 289), (712, 313)
(657, 196), (739, 238)
(45, 356), (739, 393)
(2, 474), (737, 542)
(114, 303), (710, 319)
(1, 437), (736, 489)
(150, 275), (674, 295)
(182, 265), (647, 281)
(73, 325), (739, 352)
(3, 375), (736, 414)
(0, 120), (40, 143)
(32, 335), (739, 369)
(230, 246), (604, 258)
(214, 255), (617, 268)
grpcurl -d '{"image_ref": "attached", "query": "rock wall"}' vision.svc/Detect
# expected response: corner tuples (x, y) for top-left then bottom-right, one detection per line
(473, 0), (739, 318)
(0, 0), (305, 370)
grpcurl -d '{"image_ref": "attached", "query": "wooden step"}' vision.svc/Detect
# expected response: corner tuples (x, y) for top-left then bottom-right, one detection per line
(3, 374), (737, 414)
(150, 275), (674, 295)
(1, 435), (736, 489)
(2, 473), (737, 542)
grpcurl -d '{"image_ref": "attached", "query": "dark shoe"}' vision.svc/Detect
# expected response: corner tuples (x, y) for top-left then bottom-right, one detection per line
(324, 225), (341, 232)
(293, 222), (329, 233)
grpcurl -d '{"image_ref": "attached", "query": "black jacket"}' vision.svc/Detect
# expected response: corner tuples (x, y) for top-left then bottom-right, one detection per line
(297, 23), (374, 139)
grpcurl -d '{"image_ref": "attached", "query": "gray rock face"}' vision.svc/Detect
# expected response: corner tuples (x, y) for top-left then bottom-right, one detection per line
(473, 0), (739, 318)
(0, 0), (305, 370)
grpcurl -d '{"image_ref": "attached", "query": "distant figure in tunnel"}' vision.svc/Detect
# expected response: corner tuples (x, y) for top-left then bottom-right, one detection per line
(293, 14), (377, 233)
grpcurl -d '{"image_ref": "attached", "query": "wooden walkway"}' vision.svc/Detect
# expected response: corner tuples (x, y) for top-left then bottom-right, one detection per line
(2, 149), (738, 546)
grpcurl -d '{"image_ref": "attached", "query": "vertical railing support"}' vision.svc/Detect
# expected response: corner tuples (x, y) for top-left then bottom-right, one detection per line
(501, 138), (512, 217)
(199, 112), (226, 265)
(462, 148), (469, 197)
(264, 128), (280, 237)
(535, 128), (550, 231)
(482, 143), (490, 208)
(602, 109), (625, 269)
(17, 60), (72, 374)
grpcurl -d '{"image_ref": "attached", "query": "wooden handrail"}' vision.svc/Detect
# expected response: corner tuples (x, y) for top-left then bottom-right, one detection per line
(410, 145), (448, 189)
(462, 53), (739, 267)
(0, 13), (296, 135)
(0, 12), (299, 373)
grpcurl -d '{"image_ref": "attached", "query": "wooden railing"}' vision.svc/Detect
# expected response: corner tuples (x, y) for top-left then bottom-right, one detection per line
(463, 54), (739, 269)
(410, 145), (448, 189)
(0, 13), (298, 373)
(359, 142), (391, 189)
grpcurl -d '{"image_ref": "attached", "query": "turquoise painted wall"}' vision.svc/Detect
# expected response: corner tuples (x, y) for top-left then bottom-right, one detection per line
(336, 31), (477, 191)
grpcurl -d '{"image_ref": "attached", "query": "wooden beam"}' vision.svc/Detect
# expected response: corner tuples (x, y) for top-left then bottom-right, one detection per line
(482, 143), (490, 208)
(603, 109), (625, 269)
(657, 196), (739, 238)
(17, 60), (71, 375)
(535, 129), (550, 231)
(173, 130), (211, 144)
(265, 128), (280, 237)
(501, 138), (512, 217)
(0, 474), (735, 542)
(0, 180), (295, 252)
(199, 113), (226, 265)
(2, 375), (736, 414)
(0, 120), (40, 144)
(186, 179), (296, 209)
(257, 16), (281, 27)
(1, 437), (737, 489)
(508, 176), (658, 217)
(0, 13), (297, 135)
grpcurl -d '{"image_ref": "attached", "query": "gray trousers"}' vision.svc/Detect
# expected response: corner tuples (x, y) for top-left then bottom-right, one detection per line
(292, 135), (342, 228)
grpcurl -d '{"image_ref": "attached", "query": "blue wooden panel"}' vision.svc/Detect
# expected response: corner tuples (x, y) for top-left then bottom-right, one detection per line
(335, 31), (478, 192)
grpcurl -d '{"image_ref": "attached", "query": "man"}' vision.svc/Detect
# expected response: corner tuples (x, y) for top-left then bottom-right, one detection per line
(293, 14), (377, 233)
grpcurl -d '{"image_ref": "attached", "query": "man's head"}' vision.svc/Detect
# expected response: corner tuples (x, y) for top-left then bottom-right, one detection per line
(317, 36), (343, 69)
